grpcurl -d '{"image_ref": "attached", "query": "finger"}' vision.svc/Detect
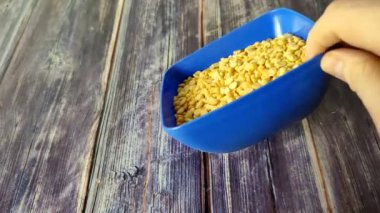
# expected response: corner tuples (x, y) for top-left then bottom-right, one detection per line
(306, 11), (340, 59)
(306, 0), (380, 59)
(321, 48), (380, 130)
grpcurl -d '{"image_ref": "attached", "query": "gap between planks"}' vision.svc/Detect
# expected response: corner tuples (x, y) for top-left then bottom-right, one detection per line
(266, 140), (278, 212)
(198, 0), (212, 212)
(141, 88), (154, 212)
(81, 0), (126, 211)
(302, 119), (333, 213)
(202, 152), (212, 213)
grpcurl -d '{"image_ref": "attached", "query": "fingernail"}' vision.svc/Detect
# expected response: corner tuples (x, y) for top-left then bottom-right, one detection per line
(321, 55), (344, 80)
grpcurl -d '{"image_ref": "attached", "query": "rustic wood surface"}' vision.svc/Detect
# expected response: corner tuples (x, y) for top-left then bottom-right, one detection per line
(0, 0), (379, 212)
(0, 0), (38, 80)
(85, 0), (204, 212)
(0, 0), (121, 211)
(308, 80), (380, 212)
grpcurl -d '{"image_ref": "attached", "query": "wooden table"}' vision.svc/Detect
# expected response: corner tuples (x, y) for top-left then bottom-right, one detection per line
(1, 0), (379, 212)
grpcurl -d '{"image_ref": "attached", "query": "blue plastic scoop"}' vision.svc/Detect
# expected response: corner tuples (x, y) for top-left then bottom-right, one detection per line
(160, 8), (328, 153)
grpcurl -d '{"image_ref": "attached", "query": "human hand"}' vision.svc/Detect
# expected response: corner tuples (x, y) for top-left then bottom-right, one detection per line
(306, 0), (380, 132)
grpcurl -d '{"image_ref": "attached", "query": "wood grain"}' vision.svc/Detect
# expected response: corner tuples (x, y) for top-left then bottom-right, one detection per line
(308, 80), (380, 212)
(203, 1), (274, 212)
(85, 0), (204, 212)
(207, 142), (275, 212)
(0, 0), (38, 80)
(1, 0), (379, 212)
(268, 123), (325, 212)
(0, 0), (121, 211)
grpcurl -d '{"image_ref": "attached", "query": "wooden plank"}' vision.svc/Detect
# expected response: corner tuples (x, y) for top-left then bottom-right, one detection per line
(203, 2), (275, 212)
(308, 79), (380, 212)
(207, 142), (275, 212)
(85, 0), (204, 212)
(268, 122), (326, 212)
(204, 0), (332, 212)
(0, 0), (122, 211)
(269, 2), (333, 212)
(202, 0), (276, 212)
(283, 0), (380, 211)
(0, 0), (38, 80)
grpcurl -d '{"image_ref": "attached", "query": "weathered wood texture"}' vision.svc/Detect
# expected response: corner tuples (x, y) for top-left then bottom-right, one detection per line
(1, 0), (380, 212)
(308, 80), (380, 212)
(0, 0), (38, 80)
(268, 122), (327, 212)
(203, 4), (275, 212)
(0, 0), (121, 211)
(282, 0), (380, 212)
(204, 0), (330, 212)
(85, 0), (204, 212)
(207, 142), (275, 212)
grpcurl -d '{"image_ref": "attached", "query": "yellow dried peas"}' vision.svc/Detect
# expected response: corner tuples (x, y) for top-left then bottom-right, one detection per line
(174, 34), (306, 125)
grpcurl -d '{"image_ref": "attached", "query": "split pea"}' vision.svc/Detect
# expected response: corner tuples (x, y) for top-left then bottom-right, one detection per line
(173, 34), (306, 125)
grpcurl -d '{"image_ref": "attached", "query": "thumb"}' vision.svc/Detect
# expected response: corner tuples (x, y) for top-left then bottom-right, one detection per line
(321, 48), (380, 132)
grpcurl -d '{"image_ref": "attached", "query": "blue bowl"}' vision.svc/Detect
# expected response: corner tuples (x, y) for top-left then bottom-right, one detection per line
(160, 8), (328, 153)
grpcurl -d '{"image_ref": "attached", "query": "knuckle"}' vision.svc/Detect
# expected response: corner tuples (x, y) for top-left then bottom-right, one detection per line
(324, 0), (346, 16)
(326, 1), (340, 12)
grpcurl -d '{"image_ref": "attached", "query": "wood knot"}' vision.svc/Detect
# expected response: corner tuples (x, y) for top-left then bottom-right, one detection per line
(112, 166), (144, 183)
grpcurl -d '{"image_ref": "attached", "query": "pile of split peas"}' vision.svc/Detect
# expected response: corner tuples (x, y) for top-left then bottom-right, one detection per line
(173, 34), (306, 125)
